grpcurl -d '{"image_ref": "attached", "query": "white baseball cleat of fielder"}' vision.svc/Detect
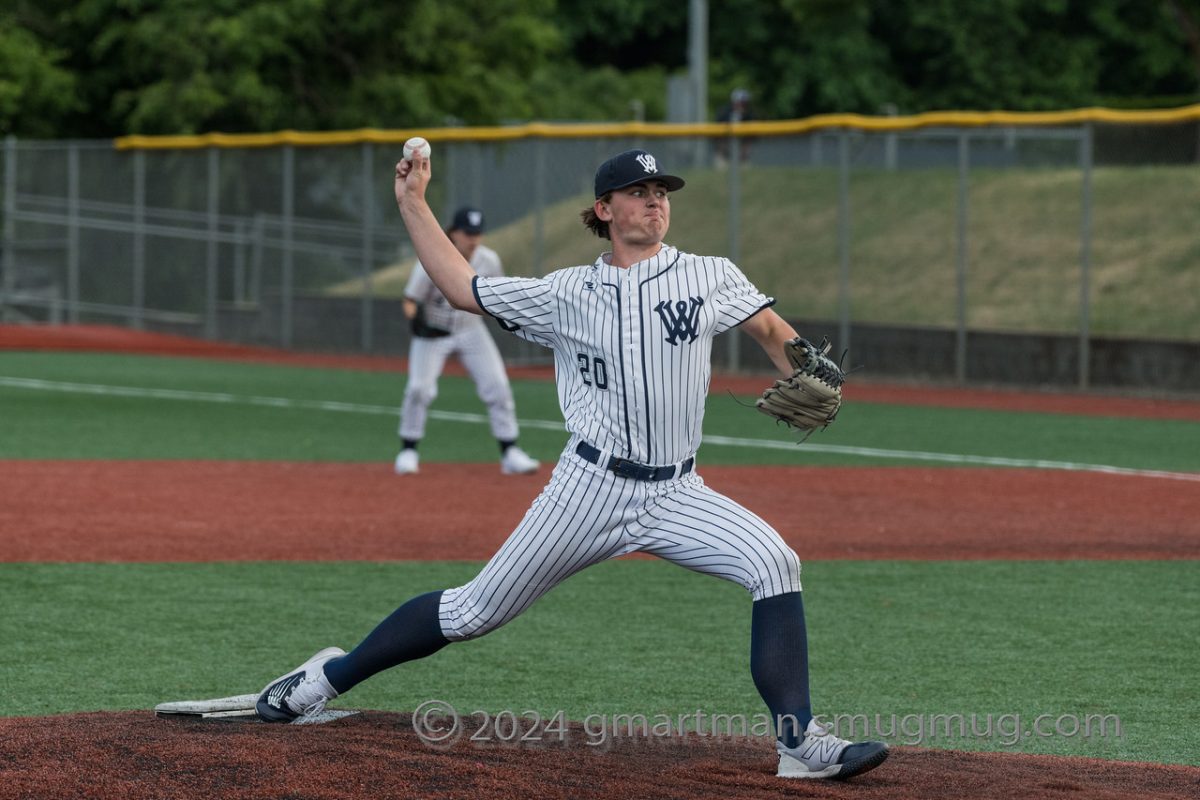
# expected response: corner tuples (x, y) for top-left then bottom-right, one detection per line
(500, 446), (539, 475)
(776, 718), (889, 780)
(394, 449), (419, 475)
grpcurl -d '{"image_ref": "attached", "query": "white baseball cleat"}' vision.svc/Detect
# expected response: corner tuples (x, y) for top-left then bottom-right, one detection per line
(776, 718), (889, 780)
(394, 449), (419, 475)
(500, 446), (540, 475)
(255, 646), (346, 723)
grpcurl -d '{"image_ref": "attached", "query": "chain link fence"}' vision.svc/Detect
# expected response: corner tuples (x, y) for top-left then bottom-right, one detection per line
(2, 109), (1198, 388)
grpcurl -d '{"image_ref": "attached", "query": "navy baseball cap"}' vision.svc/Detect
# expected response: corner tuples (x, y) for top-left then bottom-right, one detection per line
(593, 149), (686, 198)
(449, 207), (485, 234)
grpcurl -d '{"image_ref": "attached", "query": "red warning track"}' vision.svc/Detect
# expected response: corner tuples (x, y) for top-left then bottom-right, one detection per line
(2, 460), (1197, 563)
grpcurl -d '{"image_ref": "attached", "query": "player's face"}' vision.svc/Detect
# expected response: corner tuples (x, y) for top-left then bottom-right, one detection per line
(449, 229), (482, 260)
(598, 180), (671, 247)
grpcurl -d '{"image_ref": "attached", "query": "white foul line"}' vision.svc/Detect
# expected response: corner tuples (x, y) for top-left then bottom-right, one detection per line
(703, 434), (1200, 481)
(3, 375), (1198, 483)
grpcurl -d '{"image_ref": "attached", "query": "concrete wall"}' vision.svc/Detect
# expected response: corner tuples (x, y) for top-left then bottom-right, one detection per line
(715, 320), (1200, 392)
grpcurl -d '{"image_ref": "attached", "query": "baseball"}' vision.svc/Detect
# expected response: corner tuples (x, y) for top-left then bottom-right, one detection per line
(403, 136), (431, 161)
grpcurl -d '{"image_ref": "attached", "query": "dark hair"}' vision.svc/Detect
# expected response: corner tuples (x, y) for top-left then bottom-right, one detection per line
(580, 193), (612, 240)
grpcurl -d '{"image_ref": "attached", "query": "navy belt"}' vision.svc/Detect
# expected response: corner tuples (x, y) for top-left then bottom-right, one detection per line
(575, 441), (694, 482)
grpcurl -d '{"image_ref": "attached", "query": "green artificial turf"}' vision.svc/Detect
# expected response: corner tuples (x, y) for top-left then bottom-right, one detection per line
(1, 560), (1195, 765)
(2, 352), (1198, 472)
(3, 350), (1197, 768)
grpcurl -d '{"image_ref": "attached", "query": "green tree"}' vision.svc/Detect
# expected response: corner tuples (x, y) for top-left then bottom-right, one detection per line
(711, 0), (904, 117)
(555, 0), (1198, 116)
(1164, 0), (1200, 92)
(719, 0), (1196, 115)
(871, 0), (1098, 111)
(0, 4), (77, 136)
(1, 0), (1197, 137)
(55, 0), (569, 134)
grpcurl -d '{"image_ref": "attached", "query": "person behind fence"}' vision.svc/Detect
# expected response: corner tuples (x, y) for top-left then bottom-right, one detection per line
(252, 147), (889, 782)
(395, 206), (539, 476)
(715, 87), (756, 167)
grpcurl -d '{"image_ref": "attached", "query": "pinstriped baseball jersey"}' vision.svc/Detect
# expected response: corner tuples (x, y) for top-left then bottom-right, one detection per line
(437, 243), (799, 642)
(471, 244), (773, 465)
(407, 244), (504, 334)
(400, 242), (520, 443)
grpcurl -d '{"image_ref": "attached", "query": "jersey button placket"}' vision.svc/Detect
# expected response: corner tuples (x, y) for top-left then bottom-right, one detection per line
(622, 271), (643, 462)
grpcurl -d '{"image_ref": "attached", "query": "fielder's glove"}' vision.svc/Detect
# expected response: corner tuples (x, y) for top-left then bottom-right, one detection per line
(410, 304), (451, 339)
(756, 337), (845, 440)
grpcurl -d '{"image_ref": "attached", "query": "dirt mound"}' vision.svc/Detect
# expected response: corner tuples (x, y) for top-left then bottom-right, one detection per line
(0, 711), (1196, 800)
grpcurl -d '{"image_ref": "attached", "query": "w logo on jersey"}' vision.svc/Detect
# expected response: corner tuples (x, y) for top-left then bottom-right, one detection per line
(655, 297), (705, 345)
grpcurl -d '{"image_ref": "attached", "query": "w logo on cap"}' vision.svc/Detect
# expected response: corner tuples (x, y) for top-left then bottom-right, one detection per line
(594, 149), (685, 198)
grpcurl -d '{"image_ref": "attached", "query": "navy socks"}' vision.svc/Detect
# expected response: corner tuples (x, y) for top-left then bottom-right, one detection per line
(750, 591), (813, 749)
(323, 590), (450, 694)
(322, 586), (813, 751)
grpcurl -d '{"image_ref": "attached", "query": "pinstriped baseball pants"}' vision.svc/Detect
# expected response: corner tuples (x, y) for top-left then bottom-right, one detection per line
(399, 323), (520, 442)
(438, 437), (802, 641)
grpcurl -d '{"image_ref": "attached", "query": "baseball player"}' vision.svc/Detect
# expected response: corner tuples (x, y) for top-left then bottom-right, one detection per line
(395, 206), (539, 476)
(255, 148), (888, 781)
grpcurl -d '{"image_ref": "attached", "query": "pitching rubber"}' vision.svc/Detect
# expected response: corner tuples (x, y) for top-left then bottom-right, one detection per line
(155, 694), (358, 724)
(155, 694), (259, 719)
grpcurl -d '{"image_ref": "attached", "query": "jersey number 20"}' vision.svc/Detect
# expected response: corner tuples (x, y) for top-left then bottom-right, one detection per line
(577, 353), (608, 390)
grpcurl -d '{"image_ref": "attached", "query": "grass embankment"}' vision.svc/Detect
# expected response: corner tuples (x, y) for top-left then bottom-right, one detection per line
(333, 164), (1200, 340)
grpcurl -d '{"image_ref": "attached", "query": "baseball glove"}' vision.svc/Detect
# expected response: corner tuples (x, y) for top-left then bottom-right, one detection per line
(756, 337), (845, 440)
(410, 304), (451, 339)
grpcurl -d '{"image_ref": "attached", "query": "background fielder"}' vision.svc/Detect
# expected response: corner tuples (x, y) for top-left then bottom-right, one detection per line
(254, 148), (888, 782)
(396, 206), (539, 476)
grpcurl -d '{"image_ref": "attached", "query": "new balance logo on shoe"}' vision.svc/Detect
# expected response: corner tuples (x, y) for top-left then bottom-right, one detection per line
(266, 674), (301, 710)
(799, 734), (843, 765)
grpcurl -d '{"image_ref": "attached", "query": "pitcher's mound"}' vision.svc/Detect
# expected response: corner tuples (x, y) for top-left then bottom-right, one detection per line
(0, 711), (1197, 799)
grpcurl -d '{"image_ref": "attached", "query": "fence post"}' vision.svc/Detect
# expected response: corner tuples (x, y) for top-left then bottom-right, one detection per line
(251, 213), (264, 305)
(49, 286), (63, 323)
(132, 150), (146, 330)
(955, 132), (970, 383)
(533, 138), (546, 276)
(883, 103), (898, 170)
(205, 147), (219, 339)
(360, 141), (375, 352)
(1, 136), (15, 322)
(67, 143), (80, 324)
(470, 141), (484, 205)
(281, 145), (294, 348)
(441, 134), (457, 222)
(233, 218), (246, 305)
(1078, 123), (1094, 390)
(837, 130), (851, 355)
(726, 132), (742, 372)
